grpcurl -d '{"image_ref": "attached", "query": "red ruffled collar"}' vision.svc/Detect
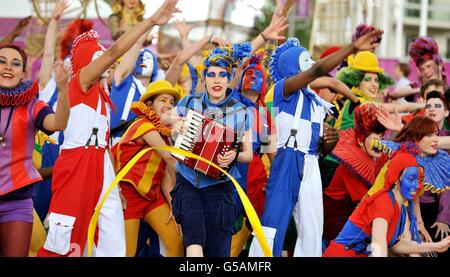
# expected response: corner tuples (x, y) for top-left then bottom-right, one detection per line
(331, 129), (386, 187)
(0, 81), (39, 106)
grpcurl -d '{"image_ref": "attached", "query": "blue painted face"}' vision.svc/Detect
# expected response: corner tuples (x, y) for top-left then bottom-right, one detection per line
(134, 49), (154, 77)
(242, 68), (264, 93)
(277, 45), (315, 80)
(400, 166), (424, 201)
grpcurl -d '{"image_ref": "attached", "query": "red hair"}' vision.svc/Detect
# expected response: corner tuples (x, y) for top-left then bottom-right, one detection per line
(354, 103), (386, 143)
(60, 19), (94, 60)
(395, 115), (438, 143)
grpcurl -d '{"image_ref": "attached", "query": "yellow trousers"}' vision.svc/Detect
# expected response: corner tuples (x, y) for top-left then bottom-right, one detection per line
(124, 203), (183, 257)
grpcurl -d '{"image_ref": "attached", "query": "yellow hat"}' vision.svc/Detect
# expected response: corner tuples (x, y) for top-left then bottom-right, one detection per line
(140, 80), (181, 103)
(349, 51), (384, 73)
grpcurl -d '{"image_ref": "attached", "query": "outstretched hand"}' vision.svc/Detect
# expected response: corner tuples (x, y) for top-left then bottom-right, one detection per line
(13, 16), (32, 35)
(150, 0), (181, 26)
(51, 0), (70, 21)
(376, 105), (403, 132)
(353, 28), (384, 52)
(53, 60), (70, 94)
(431, 222), (450, 241)
(174, 19), (194, 39)
(323, 123), (339, 146)
(262, 15), (289, 41)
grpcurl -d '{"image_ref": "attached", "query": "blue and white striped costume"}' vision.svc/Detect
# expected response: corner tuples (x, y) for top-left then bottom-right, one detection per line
(249, 78), (325, 257)
(249, 38), (331, 257)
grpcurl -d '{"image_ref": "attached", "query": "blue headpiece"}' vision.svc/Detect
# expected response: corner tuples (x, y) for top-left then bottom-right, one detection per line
(269, 38), (315, 83)
(269, 38), (338, 117)
(200, 42), (252, 79)
(134, 48), (158, 81)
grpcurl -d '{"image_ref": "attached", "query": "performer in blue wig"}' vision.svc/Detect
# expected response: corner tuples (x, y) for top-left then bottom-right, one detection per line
(249, 28), (384, 257)
(170, 42), (254, 257)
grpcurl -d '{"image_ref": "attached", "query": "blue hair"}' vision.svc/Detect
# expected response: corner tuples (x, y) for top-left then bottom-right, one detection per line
(202, 42), (252, 80)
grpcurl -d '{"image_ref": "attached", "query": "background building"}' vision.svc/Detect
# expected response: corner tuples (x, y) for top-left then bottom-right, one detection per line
(308, 0), (450, 61)
(1, 0), (449, 82)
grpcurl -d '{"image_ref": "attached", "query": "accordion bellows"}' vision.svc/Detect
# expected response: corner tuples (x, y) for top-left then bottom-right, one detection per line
(172, 110), (237, 179)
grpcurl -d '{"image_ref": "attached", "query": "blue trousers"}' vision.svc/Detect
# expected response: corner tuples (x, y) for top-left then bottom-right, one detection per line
(252, 148), (305, 256)
(171, 173), (236, 257)
(33, 142), (59, 221)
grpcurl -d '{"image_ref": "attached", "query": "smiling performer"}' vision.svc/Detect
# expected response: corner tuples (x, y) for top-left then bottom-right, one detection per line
(37, 0), (180, 257)
(112, 80), (183, 257)
(334, 51), (394, 131)
(170, 43), (254, 257)
(0, 45), (69, 257)
(110, 32), (160, 144)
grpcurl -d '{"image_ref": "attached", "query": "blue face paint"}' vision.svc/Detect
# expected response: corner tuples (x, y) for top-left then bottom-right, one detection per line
(243, 68), (264, 93)
(400, 167), (424, 201)
(134, 49), (154, 77)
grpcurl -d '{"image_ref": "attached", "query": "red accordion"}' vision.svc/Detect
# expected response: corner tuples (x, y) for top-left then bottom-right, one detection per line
(172, 110), (237, 179)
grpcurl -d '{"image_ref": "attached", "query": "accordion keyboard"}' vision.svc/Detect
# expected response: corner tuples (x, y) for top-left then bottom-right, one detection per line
(172, 110), (204, 160)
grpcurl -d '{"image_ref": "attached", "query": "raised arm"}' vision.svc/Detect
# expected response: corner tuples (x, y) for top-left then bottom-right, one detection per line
(0, 16), (32, 47)
(382, 102), (424, 113)
(251, 13), (288, 54)
(174, 19), (194, 50)
(79, 0), (180, 91)
(389, 86), (420, 100)
(283, 29), (383, 98)
(39, 0), (69, 90)
(113, 30), (151, 85)
(42, 61), (70, 132)
(251, 0), (287, 53)
(165, 36), (210, 86)
(310, 76), (359, 103)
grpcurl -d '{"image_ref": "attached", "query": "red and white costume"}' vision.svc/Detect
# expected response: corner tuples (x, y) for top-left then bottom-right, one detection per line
(38, 31), (125, 257)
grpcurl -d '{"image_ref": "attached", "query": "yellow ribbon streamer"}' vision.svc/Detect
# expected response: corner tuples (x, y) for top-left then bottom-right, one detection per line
(87, 146), (272, 257)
